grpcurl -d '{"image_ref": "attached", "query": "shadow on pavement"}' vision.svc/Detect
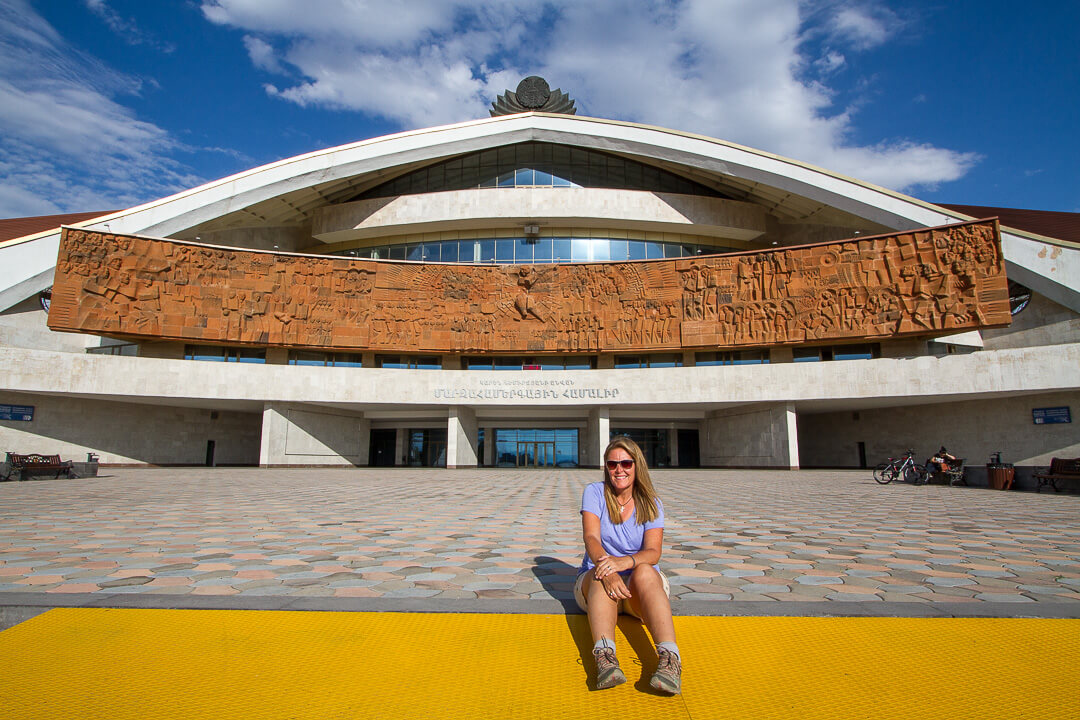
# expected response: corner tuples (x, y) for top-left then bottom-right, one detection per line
(532, 556), (665, 693)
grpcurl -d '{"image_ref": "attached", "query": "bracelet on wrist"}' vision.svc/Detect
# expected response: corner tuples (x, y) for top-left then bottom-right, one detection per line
(630, 555), (636, 568)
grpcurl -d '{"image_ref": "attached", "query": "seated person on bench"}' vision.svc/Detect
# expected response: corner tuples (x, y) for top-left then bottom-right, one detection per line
(927, 446), (958, 473)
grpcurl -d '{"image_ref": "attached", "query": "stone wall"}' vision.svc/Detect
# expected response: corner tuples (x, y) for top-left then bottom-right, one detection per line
(0, 391), (261, 466)
(982, 292), (1080, 350)
(797, 390), (1080, 488)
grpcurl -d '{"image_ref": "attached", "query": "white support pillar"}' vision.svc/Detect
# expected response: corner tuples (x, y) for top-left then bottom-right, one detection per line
(586, 407), (610, 468)
(259, 402), (288, 467)
(447, 406), (478, 469)
(783, 402), (800, 470)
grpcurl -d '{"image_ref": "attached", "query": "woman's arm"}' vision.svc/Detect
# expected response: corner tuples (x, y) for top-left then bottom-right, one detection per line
(590, 524), (665, 581)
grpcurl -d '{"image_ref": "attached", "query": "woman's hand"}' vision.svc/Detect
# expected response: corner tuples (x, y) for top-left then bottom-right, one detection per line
(601, 571), (632, 601)
(593, 554), (632, 580)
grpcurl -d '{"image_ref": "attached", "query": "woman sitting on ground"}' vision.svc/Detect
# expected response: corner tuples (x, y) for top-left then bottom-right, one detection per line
(574, 436), (681, 694)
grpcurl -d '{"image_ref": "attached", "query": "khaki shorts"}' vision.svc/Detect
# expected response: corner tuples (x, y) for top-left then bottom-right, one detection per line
(574, 567), (670, 618)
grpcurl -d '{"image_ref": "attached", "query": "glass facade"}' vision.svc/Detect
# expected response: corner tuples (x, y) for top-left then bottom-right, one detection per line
(695, 350), (770, 366)
(87, 343), (138, 356)
(464, 356), (595, 370)
(289, 351), (363, 367)
(354, 142), (726, 201)
(184, 345), (266, 363)
(793, 344), (880, 363)
(408, 429), (447, 467)
(610, 429), (672, 468)
(614, 354), (683, 369)
(330, 236), (739, 265)
(376, 355), (442, 369)
(493, 428), (578, 467)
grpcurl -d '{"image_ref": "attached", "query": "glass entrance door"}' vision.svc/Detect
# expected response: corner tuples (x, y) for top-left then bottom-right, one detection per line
(516, 441), (555, 467)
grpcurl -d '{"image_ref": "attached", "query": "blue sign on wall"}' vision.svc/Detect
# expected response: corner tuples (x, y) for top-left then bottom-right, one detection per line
(0, 404), (34, 421)
(1033, 406), (1071, 424)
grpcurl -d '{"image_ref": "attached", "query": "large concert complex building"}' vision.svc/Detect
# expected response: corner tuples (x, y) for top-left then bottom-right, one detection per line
(1, 79), (1077, 484)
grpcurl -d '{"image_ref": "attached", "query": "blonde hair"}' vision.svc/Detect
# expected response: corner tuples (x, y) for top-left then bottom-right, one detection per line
(602, 436), (661, 525)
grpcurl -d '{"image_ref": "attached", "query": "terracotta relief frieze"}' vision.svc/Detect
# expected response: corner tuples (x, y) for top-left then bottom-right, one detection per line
(48, 219), (1010, 353)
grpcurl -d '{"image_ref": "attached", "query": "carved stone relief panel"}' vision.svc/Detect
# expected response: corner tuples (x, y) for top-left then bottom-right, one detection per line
(49, 219), (1010, 352)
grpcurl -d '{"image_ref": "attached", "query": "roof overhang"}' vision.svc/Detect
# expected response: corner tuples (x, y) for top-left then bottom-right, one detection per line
(2, 112), (1078, 312)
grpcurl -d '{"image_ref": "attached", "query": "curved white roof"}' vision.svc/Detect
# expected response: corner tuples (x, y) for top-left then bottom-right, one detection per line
(2, 112), (1077, 312)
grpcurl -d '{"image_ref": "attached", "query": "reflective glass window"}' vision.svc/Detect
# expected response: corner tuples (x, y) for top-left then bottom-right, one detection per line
(407, 244), (424, 262)
(422, 242), (440, 262)
(478, 239), (495, 263)
(533, 170), (553, 186)
(793, 348), (822, 363)
(628, 240), (647, 260)
(591, 239), (610, 261)
(833, 344), (877, 361)
(553, 238), (572, 261)
(495, 238), (515, 264)
(516, 238), (534, 263)
(497, 171), (515, 188)
(440, 240), (459, 262)
(515, 168), (534, 185)
(533, 237), (552, 262)
(606, 239), (627, 261)
(646, 241), (664, 259)
(571, 238), (590, 261)
(388, 245), (406, 260)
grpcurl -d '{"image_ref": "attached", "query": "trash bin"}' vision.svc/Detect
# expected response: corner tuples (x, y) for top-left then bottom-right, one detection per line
(987, 452), (1014, 490)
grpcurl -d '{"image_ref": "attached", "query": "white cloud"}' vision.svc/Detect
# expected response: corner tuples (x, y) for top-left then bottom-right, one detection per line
(83, 0), (175, 52)
(0, 0), (198, 217)
(202, 0), (976, 193)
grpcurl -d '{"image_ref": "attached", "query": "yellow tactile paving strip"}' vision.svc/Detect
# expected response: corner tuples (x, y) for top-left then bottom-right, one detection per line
(1, 610), (1077, 719)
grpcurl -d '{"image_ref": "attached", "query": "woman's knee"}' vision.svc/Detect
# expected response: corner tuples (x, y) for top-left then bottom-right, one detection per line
(629, 564), (662, 592)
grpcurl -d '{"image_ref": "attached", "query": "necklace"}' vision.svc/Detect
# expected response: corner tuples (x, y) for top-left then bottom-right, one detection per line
(616, 494), (633, 508)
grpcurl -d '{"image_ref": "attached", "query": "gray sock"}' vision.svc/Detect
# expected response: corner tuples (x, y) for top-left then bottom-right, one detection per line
(656, 641), (680, 659)
(594, 637), (616, 652)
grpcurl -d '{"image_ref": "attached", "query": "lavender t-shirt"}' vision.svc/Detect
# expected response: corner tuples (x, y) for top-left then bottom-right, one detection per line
(579, 482), (664, 574)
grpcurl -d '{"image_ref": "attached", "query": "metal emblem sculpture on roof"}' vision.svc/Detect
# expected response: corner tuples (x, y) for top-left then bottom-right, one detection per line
(490, 76), (577, 116)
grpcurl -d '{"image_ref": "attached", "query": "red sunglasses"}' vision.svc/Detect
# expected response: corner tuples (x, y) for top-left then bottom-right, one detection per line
(606, 459), (634, 470)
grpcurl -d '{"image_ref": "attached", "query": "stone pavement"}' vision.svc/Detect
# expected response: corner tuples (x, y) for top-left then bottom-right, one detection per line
(1, 467), (1079, 614)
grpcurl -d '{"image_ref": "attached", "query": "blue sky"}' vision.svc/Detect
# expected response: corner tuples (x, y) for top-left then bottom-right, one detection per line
(0, 0), (1076, 219)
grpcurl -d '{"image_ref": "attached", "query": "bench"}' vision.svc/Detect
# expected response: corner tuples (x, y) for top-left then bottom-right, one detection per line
(942, 458), (967, 486)
(1034, 457), (1080, 493)
(2, 453), (76, 482)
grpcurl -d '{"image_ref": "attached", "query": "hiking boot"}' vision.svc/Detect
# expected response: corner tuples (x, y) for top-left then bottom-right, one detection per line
(593, 647), (626, 690)
(649, 648), (681, 694)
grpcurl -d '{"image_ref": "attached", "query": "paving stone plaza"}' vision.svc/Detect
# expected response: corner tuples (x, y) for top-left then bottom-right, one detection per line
(1, 467), (1079, 610)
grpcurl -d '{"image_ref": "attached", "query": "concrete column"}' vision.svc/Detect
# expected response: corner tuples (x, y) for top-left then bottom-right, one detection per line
(395, 427), (407, 466)
(362, 352), (377, 368)
(483, 426), (495, 466)
(701, 401), (800, 469)
(447, 406), (478, 469)
(596, 354), (615, 369)
(259, 402), (288, 467)
(585, 407), (610, 468)
(782, 402), (800, 470)
(769, 346), (794, 363)
(682, 350), (696, 367)
(668, 427), (680, 467)
(265, 348), (289, 365)
(442, 355), (462, 370)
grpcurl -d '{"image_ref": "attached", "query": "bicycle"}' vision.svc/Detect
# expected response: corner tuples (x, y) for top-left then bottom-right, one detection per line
(874, 450), (928, 485)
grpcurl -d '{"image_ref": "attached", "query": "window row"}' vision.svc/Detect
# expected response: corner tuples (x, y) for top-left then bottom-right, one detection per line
(178, 346), (883, 366)
(330, 236), (739, 264)
(355, 142), (724, 200)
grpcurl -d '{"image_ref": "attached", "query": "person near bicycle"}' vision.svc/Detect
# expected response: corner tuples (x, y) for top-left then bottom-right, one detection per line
(927, 446), (957, 473)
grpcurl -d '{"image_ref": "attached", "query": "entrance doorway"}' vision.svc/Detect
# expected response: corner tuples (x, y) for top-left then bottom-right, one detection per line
(369, 429), (396, 466)
(516, 441), (556, 468)
(677, 429), (700, 468)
